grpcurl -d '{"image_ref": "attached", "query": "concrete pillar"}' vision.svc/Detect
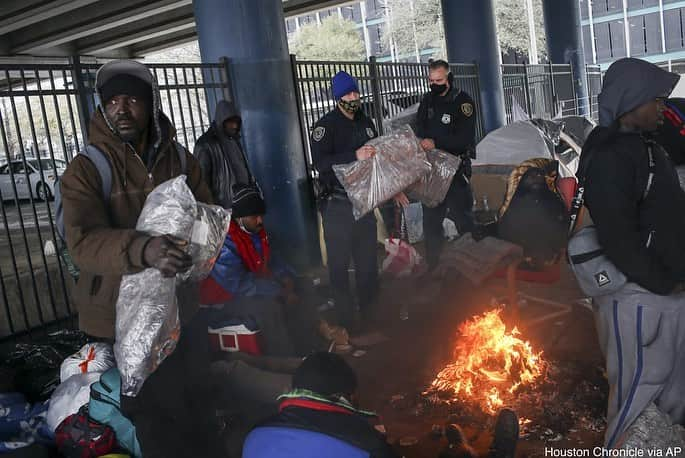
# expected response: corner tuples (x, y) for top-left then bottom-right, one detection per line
(542, 0), (590, 116)
(192, 0), (318, 268)
(440, 0), (506, 133)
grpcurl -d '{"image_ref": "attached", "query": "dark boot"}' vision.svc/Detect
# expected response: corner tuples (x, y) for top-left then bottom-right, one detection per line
(439, 424), (477, 458)
(488, 408), (519, 458)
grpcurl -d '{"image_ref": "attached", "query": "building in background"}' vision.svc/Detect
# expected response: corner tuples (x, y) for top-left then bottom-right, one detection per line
(284, 0), (442, 62)
(580, 0), (685, 71)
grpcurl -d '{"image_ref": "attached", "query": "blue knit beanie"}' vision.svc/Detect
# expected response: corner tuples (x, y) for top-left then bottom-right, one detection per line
(331, 71), (359, 100)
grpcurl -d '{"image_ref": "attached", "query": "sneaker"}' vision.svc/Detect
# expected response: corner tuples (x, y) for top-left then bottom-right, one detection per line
(489, 408), (519, 458)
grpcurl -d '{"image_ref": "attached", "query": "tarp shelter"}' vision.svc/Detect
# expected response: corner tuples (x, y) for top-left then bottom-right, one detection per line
(474, 116), (595, 177)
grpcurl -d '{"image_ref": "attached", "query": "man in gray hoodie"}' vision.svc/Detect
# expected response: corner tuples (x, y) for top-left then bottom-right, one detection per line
(194, 100), (255, 208)
(578, 58), (685, 449)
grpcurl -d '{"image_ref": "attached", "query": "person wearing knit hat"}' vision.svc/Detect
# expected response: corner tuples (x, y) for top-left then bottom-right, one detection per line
(59, 58), (217, 457)
(200, 184), (313, 356)
(309, 71), (382, 333)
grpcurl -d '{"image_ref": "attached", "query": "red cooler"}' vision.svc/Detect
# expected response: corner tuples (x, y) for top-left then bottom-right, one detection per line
(208, 320), (263, 355)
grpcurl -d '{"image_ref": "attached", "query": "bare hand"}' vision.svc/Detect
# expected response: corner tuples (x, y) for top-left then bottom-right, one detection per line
(420, 138), (435, 151)
(143, 235), (192, 277)
(393, 192), (410, 208)
(356, 145), (377, 161)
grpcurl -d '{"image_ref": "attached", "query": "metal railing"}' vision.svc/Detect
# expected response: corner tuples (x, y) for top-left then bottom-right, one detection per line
(502, 63), (602, 123)
(0, 59), (231, 341)
(0, 55), (602, 340)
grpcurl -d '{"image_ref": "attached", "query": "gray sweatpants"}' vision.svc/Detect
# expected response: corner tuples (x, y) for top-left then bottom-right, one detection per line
(594, 283), (685, 448)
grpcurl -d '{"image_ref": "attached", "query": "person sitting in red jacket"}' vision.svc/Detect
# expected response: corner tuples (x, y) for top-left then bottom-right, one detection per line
(201, 184), (308, 356)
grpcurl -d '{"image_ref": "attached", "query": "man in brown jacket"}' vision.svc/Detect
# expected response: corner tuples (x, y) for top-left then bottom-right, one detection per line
(60, 60), (218, 457)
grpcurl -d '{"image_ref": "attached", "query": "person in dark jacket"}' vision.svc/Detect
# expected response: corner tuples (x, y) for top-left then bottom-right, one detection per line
(311, 71), (382, 331)
(655, 97), (685, 165)
(194, 100), (254, 208)
(60, 60), (217, 457)
(578, 57), (685, 448)
(416, 59), (476, 268)
(242, 352), (398, 458)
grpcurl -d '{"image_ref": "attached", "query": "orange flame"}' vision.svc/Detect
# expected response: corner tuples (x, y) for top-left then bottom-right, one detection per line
(426, 308), (546, 414)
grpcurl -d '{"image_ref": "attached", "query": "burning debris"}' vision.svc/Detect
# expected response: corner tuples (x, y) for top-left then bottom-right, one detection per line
(424, 308), (546, 414)
(417, 308), (608, 444)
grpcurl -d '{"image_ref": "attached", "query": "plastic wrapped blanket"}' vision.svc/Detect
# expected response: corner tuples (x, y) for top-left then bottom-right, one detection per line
(115, 176), (229, 397)
(406, 149), (461, 208)
(333, 126), (430, 219)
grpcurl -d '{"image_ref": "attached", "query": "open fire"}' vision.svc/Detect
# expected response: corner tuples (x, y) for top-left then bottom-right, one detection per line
(425, 308), (547, 414)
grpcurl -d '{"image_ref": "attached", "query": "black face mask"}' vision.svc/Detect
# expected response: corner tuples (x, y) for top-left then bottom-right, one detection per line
(430, 83), (448, 95)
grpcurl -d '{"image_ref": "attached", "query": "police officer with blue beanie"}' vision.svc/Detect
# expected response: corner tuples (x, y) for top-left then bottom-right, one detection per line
(310, 71), (379, 332)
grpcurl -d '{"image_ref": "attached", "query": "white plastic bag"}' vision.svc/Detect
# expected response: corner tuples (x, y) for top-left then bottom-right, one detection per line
(333, 126), (430, 220)
(60, 343), (115, 383)
(381, 238), (424, 277)
(404, 203), (424, 244)
(46, 372), (102, 432)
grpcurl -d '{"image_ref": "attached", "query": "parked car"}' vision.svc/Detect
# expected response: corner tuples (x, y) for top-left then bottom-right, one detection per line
(0, 158), (67, 201)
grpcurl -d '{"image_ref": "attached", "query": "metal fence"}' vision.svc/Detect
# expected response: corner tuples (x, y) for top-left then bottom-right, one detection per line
(0, 59), (230, 341)
(502, 64), (602, 124)
(292, 56), (484, 167)
(294, 57), (600, 169)
(0, 55), (601, 341)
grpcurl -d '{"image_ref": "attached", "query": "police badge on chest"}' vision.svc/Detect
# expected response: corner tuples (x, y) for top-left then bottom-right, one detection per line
(441, 113), (451, 124)
(366, 128), (374, 138)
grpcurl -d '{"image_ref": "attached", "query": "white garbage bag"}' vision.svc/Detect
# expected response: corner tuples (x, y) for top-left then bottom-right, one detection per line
(60, 342), (115, 383)
(46, 372), (102, 432)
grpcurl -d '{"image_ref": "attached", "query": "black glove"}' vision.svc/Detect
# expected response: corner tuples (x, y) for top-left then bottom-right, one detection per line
(143, 235), (192, 278)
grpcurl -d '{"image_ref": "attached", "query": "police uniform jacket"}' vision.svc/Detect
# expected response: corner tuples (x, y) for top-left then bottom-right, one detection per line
(416, 87), (476, 157)
(310, 107), (378, 195)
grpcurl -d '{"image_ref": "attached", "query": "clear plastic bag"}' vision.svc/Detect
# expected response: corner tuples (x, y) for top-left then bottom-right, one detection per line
(386, 103), (419, 134)
(115, 176), (229, 397)
(333, 126), (430, 219)
(181, 204), (231, 282)
(406, 149), (461, 208)
(59, 343), (115, 383)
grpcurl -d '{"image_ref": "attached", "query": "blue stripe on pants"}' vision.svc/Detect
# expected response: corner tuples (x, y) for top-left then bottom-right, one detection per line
(613, 300), (623, 409)
(608, 305), (644, 449)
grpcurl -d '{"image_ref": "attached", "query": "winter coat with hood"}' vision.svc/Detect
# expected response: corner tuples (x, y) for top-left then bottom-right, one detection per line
(193, 101), (254, 208)
(60, 60), (212, 339)
(579, 58), (685, 295)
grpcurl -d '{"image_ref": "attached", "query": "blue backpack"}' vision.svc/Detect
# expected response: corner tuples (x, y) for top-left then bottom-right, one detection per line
(88, 367), (142, 458)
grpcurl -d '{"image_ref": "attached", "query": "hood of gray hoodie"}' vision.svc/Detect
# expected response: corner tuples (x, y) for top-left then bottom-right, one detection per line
(598, 58), (680, 127)
(214, 100), (241, 129)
